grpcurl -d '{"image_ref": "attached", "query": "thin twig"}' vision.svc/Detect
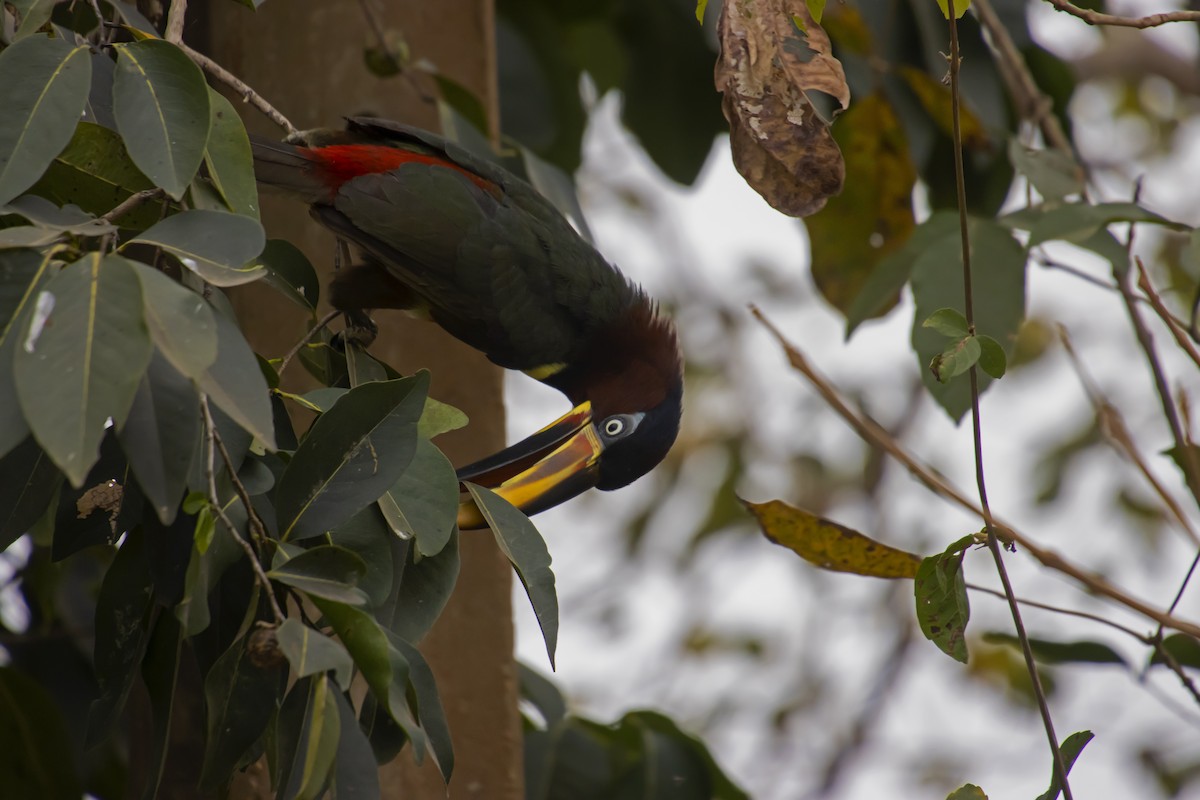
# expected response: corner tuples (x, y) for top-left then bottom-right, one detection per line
(946, 6), (1071, 794)
(201, 396), (285, 625)
(1041, 0), (1200, 29)
(212, 423), (270, 548)
(966, 582), (1147, 641)
(177, 42), (297, 136)
(101, 188), (165, 223)
(749, 306), (1200, 641)
(277, 309), (340, 376)
(163, 0), (186, 43)
(1135, 261), (1200, 372)
(1058, 326), (1200, 545)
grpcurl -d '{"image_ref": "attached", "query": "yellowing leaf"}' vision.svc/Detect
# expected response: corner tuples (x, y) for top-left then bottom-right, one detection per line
(742, 498), (921, 579)
(897, 66), (989, 151)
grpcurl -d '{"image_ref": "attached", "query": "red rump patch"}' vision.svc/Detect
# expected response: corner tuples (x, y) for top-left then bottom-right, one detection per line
(309, 145), (497, 194)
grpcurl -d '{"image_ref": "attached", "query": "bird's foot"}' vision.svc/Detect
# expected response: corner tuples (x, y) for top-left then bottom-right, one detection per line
(332, 310), (379, 351)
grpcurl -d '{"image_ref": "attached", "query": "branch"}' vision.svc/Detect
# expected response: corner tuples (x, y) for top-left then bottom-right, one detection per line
(101, 188), (166, 223)
(276, 309), (340, 376)
(1135, 261), (1200, 372)
(177, 42), (298, 137)
(749, 306), (1200, 641)
(1041, 0), (1200, 29)
(164, 0), (187, 44)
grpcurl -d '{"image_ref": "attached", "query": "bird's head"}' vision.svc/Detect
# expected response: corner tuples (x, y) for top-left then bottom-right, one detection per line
(457, 300), (682, 529)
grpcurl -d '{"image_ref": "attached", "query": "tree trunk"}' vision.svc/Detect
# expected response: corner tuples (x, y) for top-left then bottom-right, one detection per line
(194, 3), (522, 798)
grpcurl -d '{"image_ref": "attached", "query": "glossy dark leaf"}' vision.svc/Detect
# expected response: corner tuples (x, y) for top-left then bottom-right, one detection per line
(51, 433), (140, 560)
(0, 666), (83, 800)
(1035, 730), (1094, 800)
(267, 545), (370, 606)
(112, 39), (211, 199)
(144, 507), (195, 607)
(129, 209), (266, 287)
(198, 633), (284, 793)
(87, 528), (154, 748)
(467, 483), (558, 668)
(0, 35), (92, 206)
(329, 505), (394, 608)
(1149, 633), (1200, 670)
(196, 304), (276, 450)
(331, 688), (381, 800)
(377, 437), (460, 557)
(275, 618), (353, 688)
(14, 253), (152, 486)
(132, 261), (217, 380)
(259, 238), (319, 311)
(138, 613), (183, 800)
(0, 437), (61, 550)
(378, 530), (459, 644)
(281, 674), (341, 800)
(276, 374), (427, 541)
(0, 248), (54, 458)
(519, 662), (567, 728)
(204, 89), (259, 219)
(914, 535), (975, 663)
(0, 226), (61, 248)
(117, 349), (200, 524)
(390, 635), (454, 780)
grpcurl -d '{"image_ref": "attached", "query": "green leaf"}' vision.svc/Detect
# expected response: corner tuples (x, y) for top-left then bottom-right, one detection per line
(286, 675), (341, 800)
(806, 0), (826, 24)
(0, 438), (61, 550)
(0, 667), (83, 800)
(418, 395), (470, 439)
(330, 689), (381, 800)
(0, 193), (113, 235)
(0, 248), (56, 457)
(276, 374), (428, 541)
(86, 528), (154, 747)
(196, 303), (276, 450)
(1026, 201), (1181, 247)
(132, 261), (217, 380)
(329, 505), (394, 608)
(0, 226), (62, 248)
(975, 335), (1007, 379)
(983, 633), (1126, 667)
(923, 307), (970, 338)
(26, 120), (155, 227)
(117, 350), (200, 524)
(268, 545), (370, 606)
(1035, 730), (1094, 800)
(911, 220), (1025, 421)
(0, 35), (92, 206)
(947, 786), (988, 800)
(466, 483), (558, 668)
(112, 39), (212, 199)
(198, 634), (284, 793)
(259, 238), (319, 311)
(930, 335), (981, 383)
(1149, 633), (1200, 669)
(139, 614), (183, 800)
(129, 209), (266, 287)
(378, 531), (460, 645)
(275, 618), (354, 688)
(14, 0), (58, 39)
(914, 535), (974, 663)
(204, 89), (259, 219)
(377, 438), (460, 557)
(807, 92), (916, 314)
(390, 635), (454, 780)
(518, 663), (566, 728)
(695, 0), (707, 23)
(14, 253), (153, 486)
(1007, 140), (1083, 202)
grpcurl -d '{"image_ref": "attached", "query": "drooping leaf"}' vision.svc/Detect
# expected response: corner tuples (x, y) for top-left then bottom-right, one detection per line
(1008, 140), (1083, 202)
(117, 350), (200, 524)
(329, 505), (395, 608)
(138, 613), (183, 800)
(196, 303), (276, 450)
(259, 238), (319, 311)
(0, 438), (61, 550)
(281, 674), (341, 800)
(112, 39), (211, 199)
(466, 483), (558, 668)
(982, 633), (1126, 667)
(132, 261), (217, 380)
(267, 545), (370, 606)
(1025, 202), (1181, 248)
(929, 335), (981, 384)
(807, 91), (915, 312)
(129, 209), (266, 286)
(914, 535), (975, 663)
(330, 689), (381, 800)
(743, 498), (922, 578)
(198, 633), (284, 793)
(0, 667), (83, 800)
(0, 35), (92, 206)
(275, 618), (354, 688)
(86, 528), (154, 747)
(276, 374), (427, 541)
(519, 662), (567, 728)
(378, 531), (460, 645)
(14, 253), (152, 486)
(390, 635), (454, 780)
(0, 248), (55, 457)
(204, 89), (259, 219)
(715, 0), (849, 216)
(1035, 731), (1094, 800)
(377, 438), (460, 557)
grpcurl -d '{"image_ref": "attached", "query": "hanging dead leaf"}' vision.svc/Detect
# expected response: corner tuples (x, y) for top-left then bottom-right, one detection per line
(741, 497), (922, 579)
(714, 0), (850, 217)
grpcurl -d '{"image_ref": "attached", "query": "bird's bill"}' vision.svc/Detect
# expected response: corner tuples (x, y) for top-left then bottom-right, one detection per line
(457, 402), (602, 530)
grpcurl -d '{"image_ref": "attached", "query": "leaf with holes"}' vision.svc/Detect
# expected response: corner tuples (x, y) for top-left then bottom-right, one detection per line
(914, 535), (975, 663)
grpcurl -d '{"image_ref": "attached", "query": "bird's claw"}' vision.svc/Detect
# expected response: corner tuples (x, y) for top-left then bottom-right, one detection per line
(332, 311), (379, 351)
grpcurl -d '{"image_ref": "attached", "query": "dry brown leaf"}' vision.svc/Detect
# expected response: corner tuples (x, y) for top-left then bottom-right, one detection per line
(742, 497), (922, 579)
(715, 0), (850, 217)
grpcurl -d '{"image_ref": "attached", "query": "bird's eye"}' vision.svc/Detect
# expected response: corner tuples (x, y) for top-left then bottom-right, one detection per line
(603, 417), (626, 437)
(600, 413), (643, 440)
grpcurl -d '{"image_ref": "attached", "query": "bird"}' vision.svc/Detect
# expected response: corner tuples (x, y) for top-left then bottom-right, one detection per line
(251, 118), (683, 529)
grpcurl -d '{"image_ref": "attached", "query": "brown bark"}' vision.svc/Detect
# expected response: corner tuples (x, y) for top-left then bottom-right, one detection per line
(196, 2), (522, 798)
